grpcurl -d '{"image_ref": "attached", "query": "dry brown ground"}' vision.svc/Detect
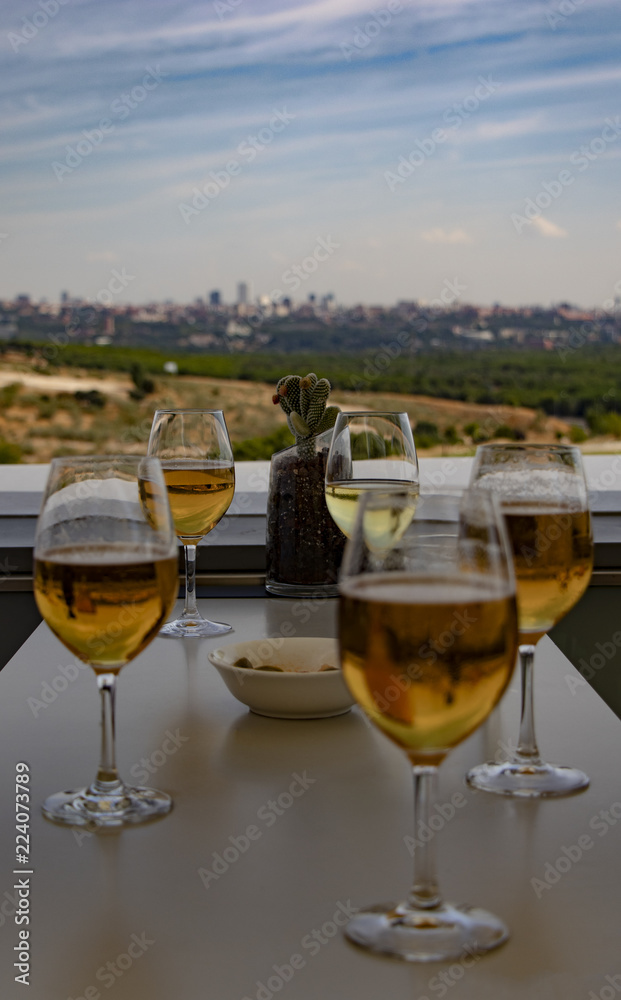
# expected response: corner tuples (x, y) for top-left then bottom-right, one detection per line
(0, 354), (599, 463)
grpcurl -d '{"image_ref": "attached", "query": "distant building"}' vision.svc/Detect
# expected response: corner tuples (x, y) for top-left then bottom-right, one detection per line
(209, 290), (221, 307)
(60, 291), (69, 305)
(237, 282), (248, 306)
(0, 321), (18, 341)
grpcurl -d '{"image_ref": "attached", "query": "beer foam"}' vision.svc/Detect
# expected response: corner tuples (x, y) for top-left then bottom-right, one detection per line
(339, 572), (511, 604)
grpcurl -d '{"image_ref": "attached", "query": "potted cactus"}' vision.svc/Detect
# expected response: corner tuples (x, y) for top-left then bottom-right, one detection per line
(265, 373), (346, 596)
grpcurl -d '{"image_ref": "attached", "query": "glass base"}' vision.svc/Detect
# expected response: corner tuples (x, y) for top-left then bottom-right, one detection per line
(466, 759), (590, 798)
(42, 784), (172, 829)
(265, 581), (340, 598)
(345, 901), (508, 962)
(159, 615), (232, 638)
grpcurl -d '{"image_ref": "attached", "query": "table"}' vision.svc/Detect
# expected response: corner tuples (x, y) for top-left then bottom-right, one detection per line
(0, 597), (620, 1000)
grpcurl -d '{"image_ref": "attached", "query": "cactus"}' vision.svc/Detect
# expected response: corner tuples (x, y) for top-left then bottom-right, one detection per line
(272, 373), (339, 456)
(267, 372), (345, 591)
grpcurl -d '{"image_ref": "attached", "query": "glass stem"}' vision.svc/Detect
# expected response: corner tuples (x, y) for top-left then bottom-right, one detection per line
(184, 543), (199, 618)
(93, 672), (122, 792)
(408, 766), (442, 910)
(515, 644), (542, 764)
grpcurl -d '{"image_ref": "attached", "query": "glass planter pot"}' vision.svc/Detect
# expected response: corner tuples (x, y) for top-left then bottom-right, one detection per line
(265, 430), (346, 597)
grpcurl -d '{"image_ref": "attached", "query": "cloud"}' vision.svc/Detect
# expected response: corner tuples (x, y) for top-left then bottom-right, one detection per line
(421, 228), (473, 244)
(532, 217), (568, 238)
(86, 251), (118, 262)
(476, 116), (546, 140)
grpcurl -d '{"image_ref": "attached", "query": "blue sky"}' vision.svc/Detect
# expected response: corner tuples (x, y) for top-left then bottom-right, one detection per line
(1, 0), (620, 307)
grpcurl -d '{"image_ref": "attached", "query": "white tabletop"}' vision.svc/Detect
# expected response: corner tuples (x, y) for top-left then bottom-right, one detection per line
(0, 597), (619, 1000)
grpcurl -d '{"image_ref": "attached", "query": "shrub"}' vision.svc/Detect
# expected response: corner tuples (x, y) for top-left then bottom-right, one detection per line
(569, 425), (588, 443)
(0, 383), (21, 408)
(414, 420), (439, 438)
(464, 421), (489, 444)
(443, 424), (461, 445)
(74, 389), (106, 409)
(0, 438), (21, 463)
(586, 409), (621, 437)
(493, 424), (517, 440)
(413, 420), (441, 449)
(129, 362), (155, 400)
(233, 425), (293, 460)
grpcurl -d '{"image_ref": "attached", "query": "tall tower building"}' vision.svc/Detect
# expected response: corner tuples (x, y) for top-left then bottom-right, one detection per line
(237, 282), (248, 306)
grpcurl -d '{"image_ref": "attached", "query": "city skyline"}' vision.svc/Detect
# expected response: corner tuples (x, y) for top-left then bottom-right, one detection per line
(1, 0), (620, 308)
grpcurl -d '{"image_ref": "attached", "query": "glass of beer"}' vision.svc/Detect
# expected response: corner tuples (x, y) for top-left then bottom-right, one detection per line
(466, 443), (593, 797)
(33, 456), (179, 827)
(148, 409), (235, 637)
(339, 490), (518, 961)
(325, 412), (419, 549)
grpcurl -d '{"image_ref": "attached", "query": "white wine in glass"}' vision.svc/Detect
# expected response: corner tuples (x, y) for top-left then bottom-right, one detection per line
(339, 491), (518, 961)
(467, 443), (593, 797)
(148, 409), (235, 637)
(33, 455), (178, 828)
(325, 412), (419, 549)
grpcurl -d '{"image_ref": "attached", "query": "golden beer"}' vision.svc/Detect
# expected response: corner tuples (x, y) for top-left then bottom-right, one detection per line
(503, 506), (593, 639)
(34, 543), (178, 672)
(339, 573), (517, 765)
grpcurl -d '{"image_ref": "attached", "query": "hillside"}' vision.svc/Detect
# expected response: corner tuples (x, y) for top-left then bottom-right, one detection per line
(0, 354), (576, 463)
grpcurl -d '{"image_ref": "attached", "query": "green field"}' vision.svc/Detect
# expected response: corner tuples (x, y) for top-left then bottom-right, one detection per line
(11, 340), (621, 421)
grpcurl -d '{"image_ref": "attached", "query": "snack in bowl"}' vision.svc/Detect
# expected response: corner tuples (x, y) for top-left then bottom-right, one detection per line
(208, 637), (354, 719)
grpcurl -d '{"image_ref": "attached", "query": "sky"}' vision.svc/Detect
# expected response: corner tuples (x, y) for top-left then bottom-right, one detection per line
(1, 0), (620, 309)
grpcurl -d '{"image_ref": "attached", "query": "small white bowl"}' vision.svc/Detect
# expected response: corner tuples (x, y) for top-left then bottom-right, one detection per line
(208, 637), (354, 719)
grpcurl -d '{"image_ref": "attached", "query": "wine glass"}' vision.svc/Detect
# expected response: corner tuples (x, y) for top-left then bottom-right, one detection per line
(33, 456), (178, 828)
(148, 409), (235, 637)
(339, 490), (518, 961)
(466, 443), (593, 797)
(325, 412), (419, 549)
